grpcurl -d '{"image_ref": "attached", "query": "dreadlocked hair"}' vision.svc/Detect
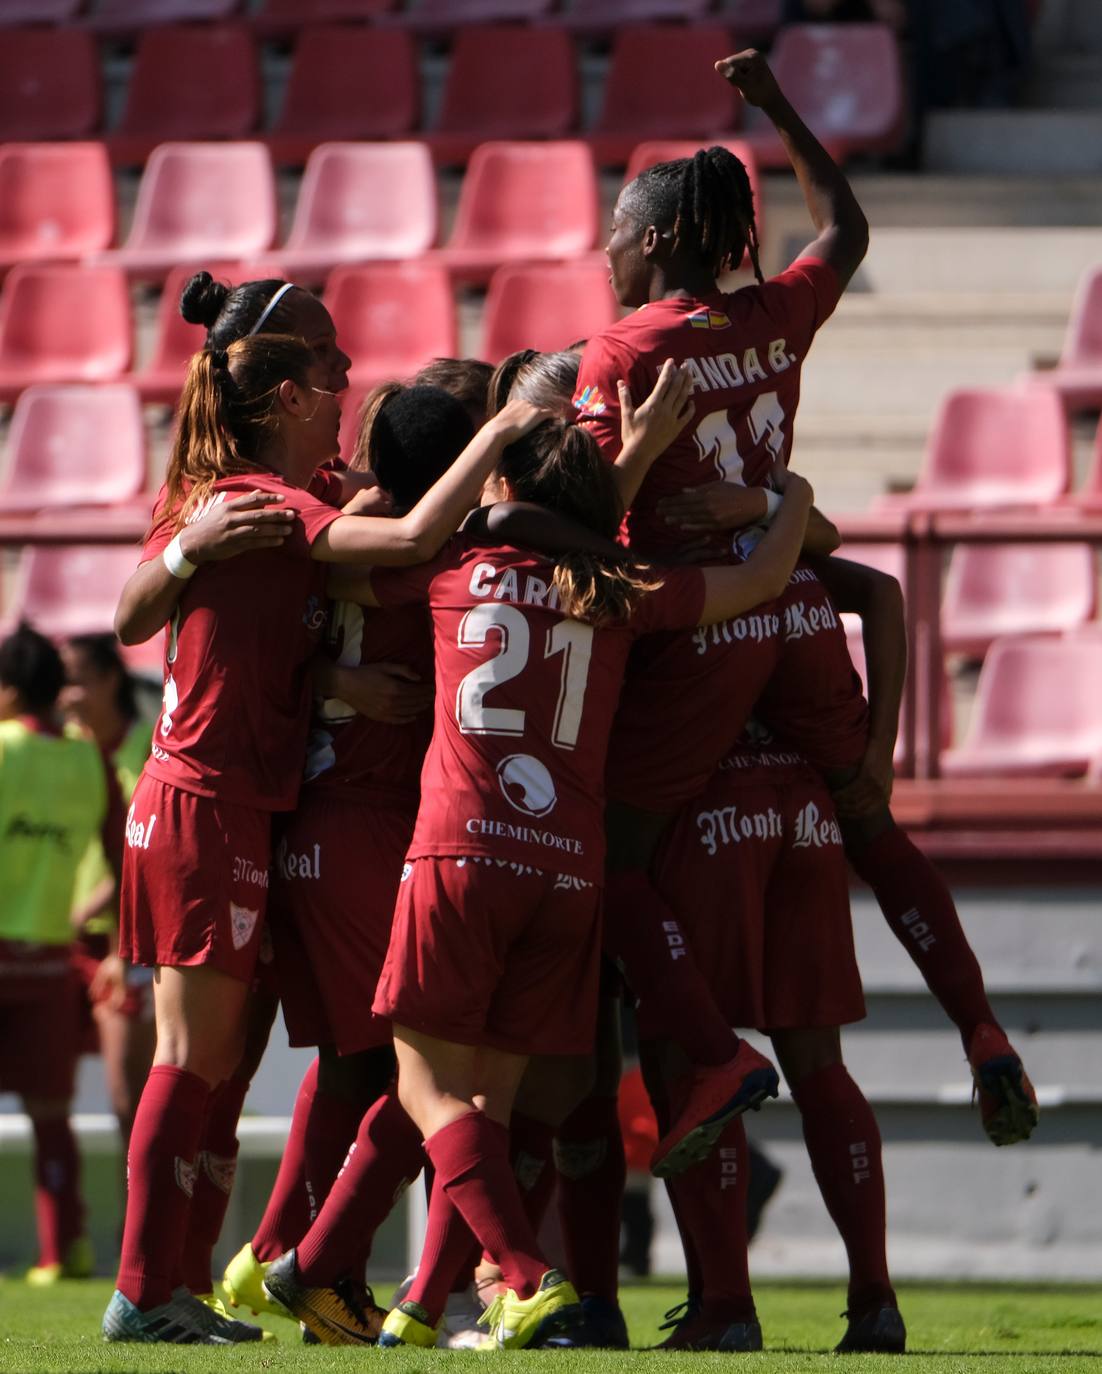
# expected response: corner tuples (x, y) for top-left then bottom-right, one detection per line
(498, 420), (663, 628)
(156, 333), (314, 535)
(628, 146), (763, 284)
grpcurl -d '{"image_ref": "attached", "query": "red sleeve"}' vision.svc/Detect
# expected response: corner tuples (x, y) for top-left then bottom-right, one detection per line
(572, 333), (642, 463)
(370, 555), (440, 609)
(292, 491), (344, 546)
(761, 257), (843, 354)
(633, 567), (707, 635)
(308, 465), (346, 508)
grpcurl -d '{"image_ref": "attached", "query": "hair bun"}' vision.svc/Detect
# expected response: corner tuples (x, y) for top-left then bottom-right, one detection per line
(180, 270), (230, 329)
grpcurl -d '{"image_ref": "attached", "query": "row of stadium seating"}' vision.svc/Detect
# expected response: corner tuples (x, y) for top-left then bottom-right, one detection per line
(0, 21), (903, 166)
(2, 0), (783, 38)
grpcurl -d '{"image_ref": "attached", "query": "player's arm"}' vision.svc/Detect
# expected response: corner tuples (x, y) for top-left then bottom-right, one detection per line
(311, 656), (433, 726)
(656, 482), (841, 554)
(697, 474), (814, 622)
(114, 491), (296, 645)
(717, 49), (869, 288)
(811, 554), (905, 814)
(466, 502), (622, 559)
(311, 400), (549, 567)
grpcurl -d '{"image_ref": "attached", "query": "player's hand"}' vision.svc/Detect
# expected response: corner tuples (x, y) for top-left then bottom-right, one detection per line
(335, 662), (435, 725)
(620, 359), (695, 459)
(179, 490), (295, 564)
(658, 481), (767, 533)
(488, 398), (552, 444)
(342, 484), (394, 516)
(89, 953), (127, 1012)
(832, 736), (895, 819)
(715, 50), (783, 111)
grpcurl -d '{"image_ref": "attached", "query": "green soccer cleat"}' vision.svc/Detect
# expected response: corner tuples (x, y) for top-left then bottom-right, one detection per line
(378, 1299), (439, 1348)
(197, 1292), (275, 1342)
(223, 1242), (291, 1319)
(477, 1269), (585, 1350)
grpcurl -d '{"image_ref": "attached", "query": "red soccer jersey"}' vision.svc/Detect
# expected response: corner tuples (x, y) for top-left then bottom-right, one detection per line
(302, 600), (435, 807)
(371, 534), (706, 883)
(141, 473), (342, 811)
(574, 258), (841, 560)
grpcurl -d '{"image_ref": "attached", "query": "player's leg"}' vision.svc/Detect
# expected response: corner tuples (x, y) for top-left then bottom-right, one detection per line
(772, 1026), (904, 1354)
(23, 1097), (88, 1283)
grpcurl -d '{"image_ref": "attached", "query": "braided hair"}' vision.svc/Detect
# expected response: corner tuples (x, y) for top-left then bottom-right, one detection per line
(624, 146), (763, 285)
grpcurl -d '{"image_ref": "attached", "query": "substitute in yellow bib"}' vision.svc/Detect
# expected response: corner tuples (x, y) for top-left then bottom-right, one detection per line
(0, 623), (124, 1282)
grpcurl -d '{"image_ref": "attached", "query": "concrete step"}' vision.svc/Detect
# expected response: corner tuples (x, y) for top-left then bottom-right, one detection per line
(923, 111), (1102, 175)
(1028, 53), (1102, 108)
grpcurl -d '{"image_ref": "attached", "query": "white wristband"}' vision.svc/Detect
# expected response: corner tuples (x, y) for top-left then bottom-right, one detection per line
(162, 531), (197, 580)
(763, 488), (783, 520)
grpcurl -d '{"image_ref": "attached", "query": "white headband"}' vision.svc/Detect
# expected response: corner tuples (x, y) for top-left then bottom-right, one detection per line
(248, 281), (296, 336)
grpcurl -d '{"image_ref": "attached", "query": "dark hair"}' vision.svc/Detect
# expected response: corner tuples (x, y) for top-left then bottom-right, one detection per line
(65, 633), (137, 722)
(353, 383), (474, 511)
(158, 333), (314, 532)
(498, 421), (662, 627)
(0, 622), (65, 712)
(624, 146), (763, 285)
(487, 349), (538, 417)
(412, 357), (494, 427)
(180, 271), (300, 352)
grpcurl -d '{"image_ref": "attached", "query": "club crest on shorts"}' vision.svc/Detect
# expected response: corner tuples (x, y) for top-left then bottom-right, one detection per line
(229, 902), (260, 951)
(497, 753), (558, 818)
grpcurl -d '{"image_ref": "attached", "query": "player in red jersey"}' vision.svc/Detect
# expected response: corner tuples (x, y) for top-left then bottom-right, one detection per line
(103, 334), (557, 1346)
(576, 48), (1035, 1154)
(295, 402), (815, 1349)
(648, 726), (903, 1355)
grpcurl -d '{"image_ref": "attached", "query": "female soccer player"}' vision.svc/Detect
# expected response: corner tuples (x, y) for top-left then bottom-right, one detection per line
(102, 332), (552, 1345)
(321, 409), (815, 1349)
(0, 624), (123, 1284)
(61, 636), (155, 1202)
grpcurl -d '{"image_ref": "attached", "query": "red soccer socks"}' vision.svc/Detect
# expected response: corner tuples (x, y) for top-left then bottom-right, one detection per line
(31, 1115), (85, 1268)
(554, 1095), (626, 1303)
(180, 1075), (249, 1294)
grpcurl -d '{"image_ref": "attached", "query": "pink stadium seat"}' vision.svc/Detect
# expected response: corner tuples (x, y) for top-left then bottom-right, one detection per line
(108, 25), (259, 167)
(481, 261), (618, 362)
(738, 25), (904, 167)
(434, 142), (599, 285)
(0, 265), (131, 401)
(624, 139), (764, 268)
(717, 0), (782, 41)
(941, 543), (1096, 656)
(265, 27), (418, 166)
(1024, 266), (1102, 413)
(844, 623), (951, 765)
(0, 143), (114, 275)
(875, 388), (1071, 513)
(0, 28), (101, 142)
(426, 26), (576, 168)
(274, 143), (436, 282)
(1075, 413), (1102, 508)
(835, 541), (905, 585)
(587, 26), (738, 167)
(253, 0), (395, 39)
(390, 0), (555, 32)
(338, 385), (370, 464)
(97, 143), (276, 282)
(942, 632), (1102, 777)
(0, 384), (145, 512)
(9, 545), (145, 640)
(0, 0), (83, 20)
(324, 263), (457, 388)
(561, 0), (713, 36)
(84, 0), (241, 34)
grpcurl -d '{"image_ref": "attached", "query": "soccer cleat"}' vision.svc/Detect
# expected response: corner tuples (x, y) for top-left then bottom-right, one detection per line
(442, 1284), (489, 1349)
(580, 1294), (629, 1349)
(651, 1040), (780, 1178)
(197, 1292), (274, 1342)
(835, 1304), (906, 1353)
(378, 1299), (439, 1348)
(223, 1241), (291, 1319)
(967, 1024), (1039, 1147)
(477, 1268), (585, 1349)
(656, 1298), (762, 1351)
(27, 1235), (95, 1285)
(263, 1249), (385, 1346)
(103, 1286), (264, 1344)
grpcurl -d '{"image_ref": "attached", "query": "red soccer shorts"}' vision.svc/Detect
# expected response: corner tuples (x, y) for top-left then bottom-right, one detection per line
(268, 792), (416, 1055)
(71, 933), (153, 1054)
(374, 856), (601, 1056)
(119, 774), (273, 984)
(653, 768), (865, 1031)
(0, 940), (80, 1100)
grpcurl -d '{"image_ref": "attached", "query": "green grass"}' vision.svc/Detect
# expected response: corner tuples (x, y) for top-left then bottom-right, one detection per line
(1, 1279), (1100, 1373)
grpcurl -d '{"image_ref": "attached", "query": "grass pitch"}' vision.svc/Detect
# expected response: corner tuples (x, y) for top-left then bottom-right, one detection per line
(0, 1278), (1099, 1374)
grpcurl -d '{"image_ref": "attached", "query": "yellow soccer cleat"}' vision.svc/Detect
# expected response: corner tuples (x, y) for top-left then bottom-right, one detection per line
(27, 1235), (94, 1285)
(223, 1242), (291, 1319)
(378, 1300), (440, 1348)
(197, 1292), (276, 1342)
(477, 1269), (587, 1350)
